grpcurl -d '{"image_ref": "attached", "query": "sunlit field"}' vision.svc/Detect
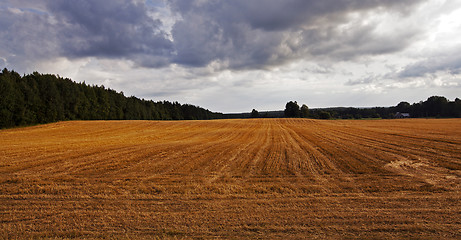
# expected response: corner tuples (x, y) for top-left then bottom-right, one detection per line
(1, 119), (460, 239)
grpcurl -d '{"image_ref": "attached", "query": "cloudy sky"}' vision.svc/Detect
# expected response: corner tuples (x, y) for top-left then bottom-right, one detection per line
(1, 0), (461, 112)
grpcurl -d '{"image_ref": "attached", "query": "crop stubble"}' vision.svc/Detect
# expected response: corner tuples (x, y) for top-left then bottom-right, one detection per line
(0, 119), (460, 239)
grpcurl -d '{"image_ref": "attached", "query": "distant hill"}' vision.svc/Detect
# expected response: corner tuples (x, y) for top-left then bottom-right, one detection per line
(0, 68), (222, 129)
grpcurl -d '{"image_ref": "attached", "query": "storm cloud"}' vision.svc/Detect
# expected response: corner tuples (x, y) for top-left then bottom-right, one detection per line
(169, 0), (425, 68)
(1, 0), (173, 68)
(1, 0), (460, 111)
(2, 0), (428, 70)
(50, 0), (176, 67)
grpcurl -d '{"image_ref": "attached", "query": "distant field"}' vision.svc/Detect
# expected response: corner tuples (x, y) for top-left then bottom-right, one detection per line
(1, 119), (460, 239)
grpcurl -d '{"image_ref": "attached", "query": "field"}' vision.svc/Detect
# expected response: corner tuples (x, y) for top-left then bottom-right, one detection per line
(1, 118), (460, 239)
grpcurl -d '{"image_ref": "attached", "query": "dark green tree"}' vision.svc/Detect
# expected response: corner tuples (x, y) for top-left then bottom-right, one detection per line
(396, 101), (411, 113)
(0, 68), (221, 129)
(0, 69), (21, 128)
(250, 109), (260, 118)
(300, 104), (309, 118)
(422, 96), (449, 117)
(284, 101), (300, 118)
(319, 111), (332, 119)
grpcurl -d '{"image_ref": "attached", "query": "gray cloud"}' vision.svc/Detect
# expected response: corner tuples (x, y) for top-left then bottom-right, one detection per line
(1, 0), (427, 72)
(0, 0), (174, 70)
(2, 0), (460, 113)
(345, 74), (381, 86)
(398, 52), (461, 79)
(0, 5), (59, 70)
(167, 0), (426, 69)
(345, 46), (461, 88)
(47, 0), (173, 67)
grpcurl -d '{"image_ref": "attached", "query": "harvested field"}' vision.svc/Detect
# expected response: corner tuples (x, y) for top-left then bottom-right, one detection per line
(1, 118), (461, 239)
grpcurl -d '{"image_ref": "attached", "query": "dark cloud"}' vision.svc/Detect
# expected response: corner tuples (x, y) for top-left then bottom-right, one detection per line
(169, 0), (425, 69)
(0, 0), (173, 70)
(345, 46), (461, 87)
(398, 52), (461, 78)
(170, 0), (421, 31)
(0, 5), (59, 70)
(237, 0), (421, 31)
(1, 0), (426, 72)
(47, 0), (173, 67)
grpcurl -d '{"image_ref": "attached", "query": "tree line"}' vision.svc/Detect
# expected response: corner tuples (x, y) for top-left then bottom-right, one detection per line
(282, 97), (461, 119)
(0, 68), (221, 129)
(2, 68), (460, 129)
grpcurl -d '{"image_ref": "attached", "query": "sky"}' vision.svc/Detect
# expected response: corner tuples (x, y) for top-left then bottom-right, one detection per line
(1, 0), (461, 113)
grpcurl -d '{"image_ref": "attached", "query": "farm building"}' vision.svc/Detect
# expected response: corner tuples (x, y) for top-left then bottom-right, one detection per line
(394, 112), (410, 118)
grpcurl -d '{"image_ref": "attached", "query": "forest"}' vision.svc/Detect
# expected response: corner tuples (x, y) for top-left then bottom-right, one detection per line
(233, 97), (461, 120)
(1, 68), (460, 129)
(281, 97), (461, 119)
(0, 68), (221, 129)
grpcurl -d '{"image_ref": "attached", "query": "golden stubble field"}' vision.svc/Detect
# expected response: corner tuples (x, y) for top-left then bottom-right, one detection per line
(1, 118), (460, 239)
